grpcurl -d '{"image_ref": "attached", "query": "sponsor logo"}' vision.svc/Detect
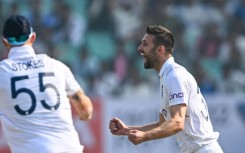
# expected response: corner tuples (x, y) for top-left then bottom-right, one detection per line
(169, 92), (184, 100)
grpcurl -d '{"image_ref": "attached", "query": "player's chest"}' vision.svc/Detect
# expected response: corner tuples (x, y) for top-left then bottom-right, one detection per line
(159, 77), (169, 105)
(159, 79), (171, 119)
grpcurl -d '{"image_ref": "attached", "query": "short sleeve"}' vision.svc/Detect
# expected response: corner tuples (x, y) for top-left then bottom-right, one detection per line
(63, 66), (81, 96)
(166, 75), (188, 106)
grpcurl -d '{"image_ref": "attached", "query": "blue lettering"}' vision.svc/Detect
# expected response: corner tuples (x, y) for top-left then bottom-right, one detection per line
(11, 60), (45, 71)
(169, 92), (184, 100)
(22, 63), (28, 70)
(38, 59), (44, 67)
(27, 61), (35, 69)
(11, 63), (17, 71)
(17, 63), (22, 71)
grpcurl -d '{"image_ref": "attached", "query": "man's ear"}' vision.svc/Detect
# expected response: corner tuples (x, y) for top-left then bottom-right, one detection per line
(30, 32), (36, 43)
(2, 38), (9, 47)
(25, 32), (36, 45)
(158, 45), (165, 53)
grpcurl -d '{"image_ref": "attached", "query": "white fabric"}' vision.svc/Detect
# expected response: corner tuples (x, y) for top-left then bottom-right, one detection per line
(0, 45), (83, 153)
(194, 141), (223, 153)
(159, 57), (220, 153)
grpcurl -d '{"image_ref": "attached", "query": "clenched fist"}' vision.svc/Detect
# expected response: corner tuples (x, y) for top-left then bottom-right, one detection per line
(109, 117), (128, 135)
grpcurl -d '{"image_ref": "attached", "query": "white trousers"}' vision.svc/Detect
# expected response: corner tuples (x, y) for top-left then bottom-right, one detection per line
(194, 141), (223, 153)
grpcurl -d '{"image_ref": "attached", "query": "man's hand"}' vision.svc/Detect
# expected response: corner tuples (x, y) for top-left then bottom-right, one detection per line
(128, 129), (147, 145)
(109, 117), (128, 135)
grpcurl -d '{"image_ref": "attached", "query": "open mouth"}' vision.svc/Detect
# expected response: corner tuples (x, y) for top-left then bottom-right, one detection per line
(140, 53), (146, 62)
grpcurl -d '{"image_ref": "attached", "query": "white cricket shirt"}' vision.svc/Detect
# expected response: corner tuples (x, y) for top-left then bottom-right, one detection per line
(0, 45), (83, 153)
(159, 57), (219, 153)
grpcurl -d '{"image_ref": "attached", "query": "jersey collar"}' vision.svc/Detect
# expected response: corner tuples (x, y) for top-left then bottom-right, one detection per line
(8, 45), (36, 59)
(158, 57), (175, 76)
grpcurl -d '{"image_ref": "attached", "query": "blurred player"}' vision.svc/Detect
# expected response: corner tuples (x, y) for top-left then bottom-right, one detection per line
(109, 25), (223, 153)
(0, 15), (93, 153)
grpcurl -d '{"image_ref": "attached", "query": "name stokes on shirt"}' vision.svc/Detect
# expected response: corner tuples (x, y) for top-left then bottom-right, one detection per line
(11, 59), (44, 71)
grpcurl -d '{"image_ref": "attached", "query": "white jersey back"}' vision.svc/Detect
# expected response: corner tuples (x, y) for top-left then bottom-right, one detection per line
(159, 57), (219, 153)
(0, 46), (83, 153)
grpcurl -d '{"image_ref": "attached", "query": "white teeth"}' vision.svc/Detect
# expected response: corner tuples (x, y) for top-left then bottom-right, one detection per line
(140, 53), (145, 56)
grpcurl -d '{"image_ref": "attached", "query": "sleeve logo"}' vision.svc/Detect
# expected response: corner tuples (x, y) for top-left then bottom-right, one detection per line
(169, 92), (184, 100)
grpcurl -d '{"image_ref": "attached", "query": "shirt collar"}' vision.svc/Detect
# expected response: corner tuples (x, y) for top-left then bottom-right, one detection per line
(8, 45), (36, 59)
(159, 57), (175, 76)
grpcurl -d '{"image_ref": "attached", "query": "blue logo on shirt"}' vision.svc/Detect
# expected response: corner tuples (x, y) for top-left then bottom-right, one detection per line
(169, 92), (184, 100)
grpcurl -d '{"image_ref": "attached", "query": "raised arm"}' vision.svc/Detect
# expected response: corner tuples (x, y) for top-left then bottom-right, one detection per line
(68, 90), (93, 120)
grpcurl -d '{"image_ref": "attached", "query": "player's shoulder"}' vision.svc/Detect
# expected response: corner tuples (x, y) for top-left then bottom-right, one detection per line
(37, 54), (69, 69)
(165, 63), (186, 77)
(0, 59), (5, 66)
(0, 61), (5, 72)
(163, 63), (190, 84)
(0, 58), (13, 72)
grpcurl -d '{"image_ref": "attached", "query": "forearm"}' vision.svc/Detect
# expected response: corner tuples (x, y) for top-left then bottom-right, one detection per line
(144, 119), (183, 141)
(117, 122), (159, 136)
(78, 95), (93, 120)
(127, 105), (186, 145)
(69, 90), (93, 120)
(128, 122), (159, 132)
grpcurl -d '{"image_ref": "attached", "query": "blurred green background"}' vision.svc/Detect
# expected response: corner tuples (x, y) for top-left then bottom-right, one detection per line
(0, 0), (245, 153)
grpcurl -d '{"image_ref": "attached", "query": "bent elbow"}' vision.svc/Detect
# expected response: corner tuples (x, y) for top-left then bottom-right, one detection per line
(79, 110), (93, 120)
(79, 115), (92, 120)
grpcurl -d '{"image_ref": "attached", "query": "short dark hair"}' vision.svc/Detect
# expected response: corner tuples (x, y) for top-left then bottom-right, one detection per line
(2, 15), (32, 45)
(146, 25), (174, 53)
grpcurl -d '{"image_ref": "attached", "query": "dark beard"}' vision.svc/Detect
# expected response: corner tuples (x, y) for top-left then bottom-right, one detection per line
(144, 47), (157, 69)
(144, 59), (153, 69)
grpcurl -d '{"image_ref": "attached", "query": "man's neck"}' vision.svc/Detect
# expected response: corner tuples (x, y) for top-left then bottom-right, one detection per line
(155, 55), (172, 73)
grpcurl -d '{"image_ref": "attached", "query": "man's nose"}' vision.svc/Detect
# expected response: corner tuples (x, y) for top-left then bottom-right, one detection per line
(137, 45), (141, 54)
